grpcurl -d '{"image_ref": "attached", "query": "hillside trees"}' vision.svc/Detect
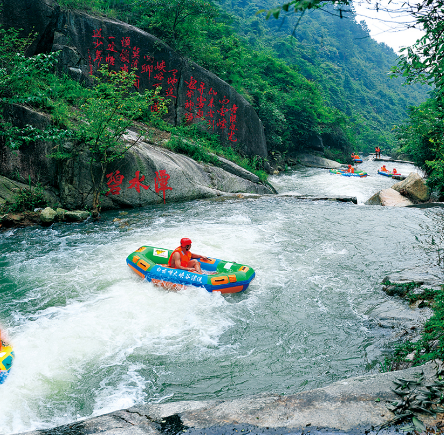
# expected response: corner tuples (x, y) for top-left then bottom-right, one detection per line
(56, 0), (429, 159)
(387, 0), (444, 194)
(229, 0), (429, 153)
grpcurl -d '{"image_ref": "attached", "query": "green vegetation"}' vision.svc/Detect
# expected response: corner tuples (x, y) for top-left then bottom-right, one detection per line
(160, 121), (269, 181)
(391, 0), (444, 197)
(381, 369), (444, 433)
(380, 280), (444, 370)
(259, 0), (444, 197)
(54, 0), (430, 160)
(1, 0), (437, 205)
(0, 179), (47, 213)
(49, 65), (168, 217)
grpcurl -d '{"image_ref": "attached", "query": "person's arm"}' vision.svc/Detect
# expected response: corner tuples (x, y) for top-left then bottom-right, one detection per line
(191, 252), (207, 260)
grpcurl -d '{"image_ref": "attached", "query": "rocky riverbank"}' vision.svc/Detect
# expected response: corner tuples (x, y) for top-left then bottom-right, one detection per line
(18, 361), (444, 435)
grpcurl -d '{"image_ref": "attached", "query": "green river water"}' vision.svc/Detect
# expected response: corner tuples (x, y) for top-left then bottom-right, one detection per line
(0, 157), (441, 434)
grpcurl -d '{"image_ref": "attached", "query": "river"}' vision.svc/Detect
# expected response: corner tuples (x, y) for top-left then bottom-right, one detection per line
(0, 157), (440, 434)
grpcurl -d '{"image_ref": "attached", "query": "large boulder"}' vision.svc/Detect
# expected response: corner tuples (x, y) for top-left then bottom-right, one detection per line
(40, 206), (57, 223)
(294, 153), (342, 169)
(0, 105), (58, 189)
(365, 188), (414, 207)
(0, 0), (273, 210)
(0, 0), (267, 158)
(59, 131), (274, 210)
(391, 172), (430, 203)
(0, 0), (60, 56)
(1, 105), (273, 210)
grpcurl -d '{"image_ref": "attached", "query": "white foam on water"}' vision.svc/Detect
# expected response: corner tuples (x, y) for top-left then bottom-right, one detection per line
(0, 172), (438, 434)
(0, 274), (235, 433)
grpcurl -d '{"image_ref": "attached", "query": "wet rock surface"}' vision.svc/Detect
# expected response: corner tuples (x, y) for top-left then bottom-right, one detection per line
(18, 362), (444, 435)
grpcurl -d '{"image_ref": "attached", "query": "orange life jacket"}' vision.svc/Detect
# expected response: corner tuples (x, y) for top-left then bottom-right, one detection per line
(168, 247), (192, 267)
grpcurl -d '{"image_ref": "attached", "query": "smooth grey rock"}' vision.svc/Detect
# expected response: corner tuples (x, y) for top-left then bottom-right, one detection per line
(19, 362), (444, 435)
(384, 265), (444, 289)
(365, 191), (382, 205)
(213, 154), (260, 183)
(40, 207), (57, 223)
(277, 193), (357, 204)
(294, 153), (342, 169)
(392, 172), (430, 202)
(64, 210), (90, 221)
(365, 188), (413, 207)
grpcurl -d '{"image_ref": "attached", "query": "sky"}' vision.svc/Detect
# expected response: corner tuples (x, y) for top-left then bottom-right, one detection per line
(352, 0), (425, 53)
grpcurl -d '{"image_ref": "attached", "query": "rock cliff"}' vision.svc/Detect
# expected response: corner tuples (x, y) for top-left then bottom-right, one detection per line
(0, 0), (267, 158)
(0, 0), (273, 211)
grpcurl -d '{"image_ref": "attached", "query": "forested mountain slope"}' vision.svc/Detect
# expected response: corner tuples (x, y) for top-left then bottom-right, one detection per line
(53, 0), (430, 158)
(101, 0), (430, 156)
(217, 0), (430, 153)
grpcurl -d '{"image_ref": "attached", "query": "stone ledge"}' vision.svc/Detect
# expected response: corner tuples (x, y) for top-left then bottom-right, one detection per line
(18, 362), (443, 435)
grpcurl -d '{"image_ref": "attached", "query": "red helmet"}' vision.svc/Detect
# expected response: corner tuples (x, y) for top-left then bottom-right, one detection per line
(180, 237), (192, 247)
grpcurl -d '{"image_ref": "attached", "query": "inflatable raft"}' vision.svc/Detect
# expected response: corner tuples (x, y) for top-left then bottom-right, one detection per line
(0, 339), (14, 384)
(330, 169), (368, 178)
(353, 158), (363, 163)
(378, 170), (398, 177)
(127, 246), (255, 293)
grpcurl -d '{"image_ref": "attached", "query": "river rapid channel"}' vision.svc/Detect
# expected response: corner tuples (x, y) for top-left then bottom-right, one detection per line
(0, 157), (441, 434)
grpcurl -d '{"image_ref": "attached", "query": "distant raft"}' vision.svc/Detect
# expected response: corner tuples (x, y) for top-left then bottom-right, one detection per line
(329, 168), (368, 178)
(0, 340), (14, 384)
(127, 246), (255, 293)
(353, 158), (363, 163)
(378, 170), (400, 177)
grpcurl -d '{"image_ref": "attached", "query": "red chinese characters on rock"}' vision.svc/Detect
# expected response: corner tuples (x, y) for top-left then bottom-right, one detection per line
(105, 170), (124, 196)
(183, 78), (238, 143)
(154, 170), (173, 204)
(89, 30), (238, 141)
(105, 170), (172, 203)
(127, 170), (149, 193)
(90, 29), (180, 103)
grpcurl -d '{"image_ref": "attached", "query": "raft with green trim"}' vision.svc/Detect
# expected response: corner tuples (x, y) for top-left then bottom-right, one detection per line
(127, 246), (255, 293)
(329, 168), (368, 178)
(0, 339), (14, 384)
(378, 170), (399, 177)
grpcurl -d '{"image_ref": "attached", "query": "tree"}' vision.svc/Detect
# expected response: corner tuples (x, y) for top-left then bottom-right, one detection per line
(390, 0), (444, 90)
(132, 0), (219, 47)
(52, 65), (168, 217)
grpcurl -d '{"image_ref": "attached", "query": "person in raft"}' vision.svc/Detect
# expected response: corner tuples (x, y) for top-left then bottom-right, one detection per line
(168, 238), (207, 273)
(380, 165), (388, 172)
(346, 164), (354, 173)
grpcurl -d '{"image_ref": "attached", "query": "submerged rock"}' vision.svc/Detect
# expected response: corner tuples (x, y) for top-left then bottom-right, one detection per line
(65, 210), (91, 222)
